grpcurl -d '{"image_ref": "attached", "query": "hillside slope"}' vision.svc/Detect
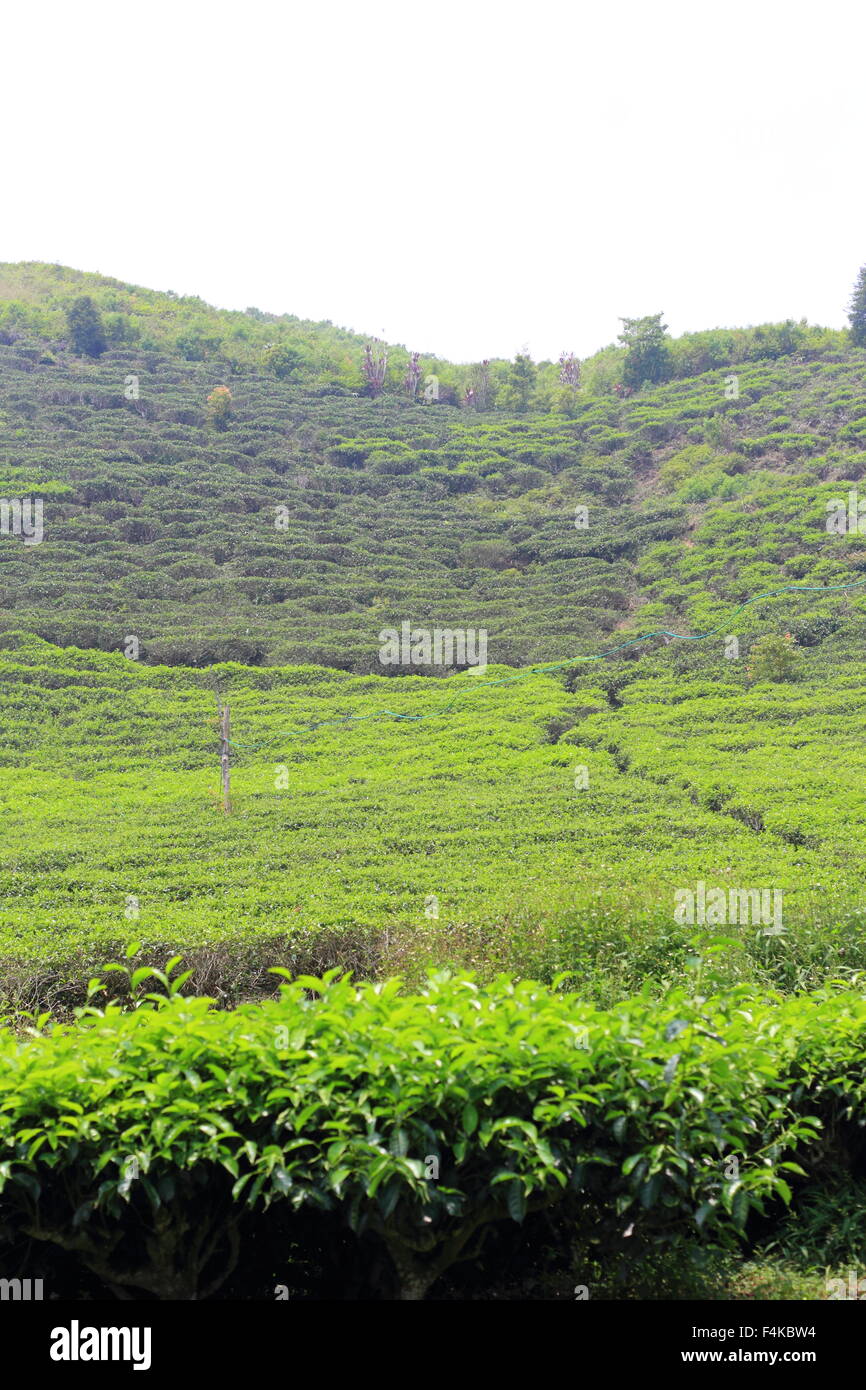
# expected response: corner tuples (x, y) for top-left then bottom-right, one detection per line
(3, 271), (866, 1307)
(1, 632), (865, 1004)
(1, 268), (866, 1002)
(0, 267), (865, 670)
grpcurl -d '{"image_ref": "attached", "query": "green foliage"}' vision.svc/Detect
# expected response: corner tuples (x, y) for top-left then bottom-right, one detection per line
(263, 341), (306, 379)
(748, 632), (800, 683)
(66, 295), (107, 358)
(2, 635), (866, 1004)
(0, 261), (852, 417)
(176, 322), (223, 361)
(0, 969), (863, 1299)
(4, 262), (866, 1299)
(848, 264), (866, 348)
(4, 308), (864, 672)
(618, 313), (672, 388)
(206, 384), (232, 430)
(498, 352), (538, 412)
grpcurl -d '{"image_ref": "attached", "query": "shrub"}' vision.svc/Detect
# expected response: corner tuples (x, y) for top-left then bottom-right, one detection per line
(206, 385), (233, 430)
(264, 342), (306, 379)
(3, 969), (866, 1299)
(747, 632), (801, 682)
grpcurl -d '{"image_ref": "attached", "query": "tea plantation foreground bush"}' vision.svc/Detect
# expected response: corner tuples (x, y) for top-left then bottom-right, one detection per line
(1, 970), (864, 1300)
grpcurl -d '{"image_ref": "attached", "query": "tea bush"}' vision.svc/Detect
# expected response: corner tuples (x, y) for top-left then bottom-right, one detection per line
(1, 971), (865, 1299)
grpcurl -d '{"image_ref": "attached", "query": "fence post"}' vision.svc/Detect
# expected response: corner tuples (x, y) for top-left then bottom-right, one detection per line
(220, 704), (231, 814)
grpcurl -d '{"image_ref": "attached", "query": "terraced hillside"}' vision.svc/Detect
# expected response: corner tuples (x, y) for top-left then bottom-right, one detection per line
(3, 267), (866, 1305)
(1, 267), (866, 1006)
(1, 264), (865, 676)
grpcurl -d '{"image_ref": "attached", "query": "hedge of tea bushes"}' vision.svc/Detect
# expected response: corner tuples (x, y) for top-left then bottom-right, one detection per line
(1, 971), (865, 1299)
(5, 633), (866, 999)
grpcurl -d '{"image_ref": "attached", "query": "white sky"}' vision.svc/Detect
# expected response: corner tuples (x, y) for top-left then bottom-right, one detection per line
(4, 0), (865, 363)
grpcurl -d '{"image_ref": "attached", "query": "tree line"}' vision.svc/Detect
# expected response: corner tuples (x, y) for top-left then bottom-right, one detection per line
(5, 258), (865, 414)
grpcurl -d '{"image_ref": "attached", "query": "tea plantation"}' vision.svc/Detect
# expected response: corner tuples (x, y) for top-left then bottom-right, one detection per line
(1, 264), (866, 1300)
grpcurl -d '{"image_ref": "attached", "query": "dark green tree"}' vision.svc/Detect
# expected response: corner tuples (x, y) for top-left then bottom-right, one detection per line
(618, 313), (672, 387)
(66, 296), (107, 357)
(263, 342), (306, 379)
(500, 351), (537, 412)
(467, 359), (493, 410)
(848, 265), (866, 347)
(176, 322), (222, 361)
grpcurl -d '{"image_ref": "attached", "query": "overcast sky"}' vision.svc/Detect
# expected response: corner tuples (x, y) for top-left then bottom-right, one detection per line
(5, 0), (865, 363)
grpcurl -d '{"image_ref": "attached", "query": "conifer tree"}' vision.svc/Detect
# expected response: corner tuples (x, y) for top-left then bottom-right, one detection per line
(848, 265), (866, 347)
(66, 296), (107, 357)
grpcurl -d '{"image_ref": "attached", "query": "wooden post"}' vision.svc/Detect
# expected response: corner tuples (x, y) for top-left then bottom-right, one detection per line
(220, 704), (231, 814)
